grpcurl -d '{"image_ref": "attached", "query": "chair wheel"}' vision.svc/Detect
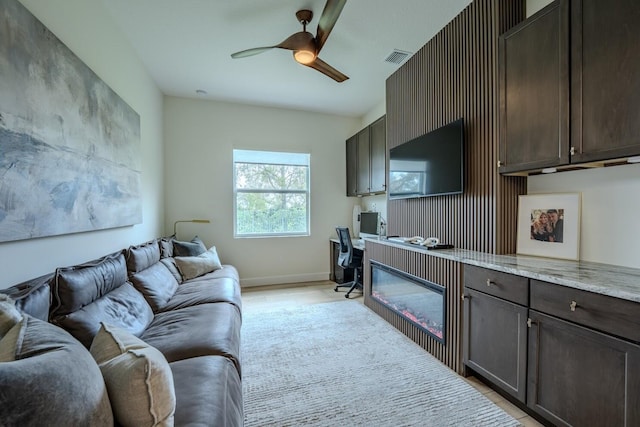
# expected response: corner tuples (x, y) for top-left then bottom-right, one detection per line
(334, 287), (339, 292)
(344, 294), (350, 298)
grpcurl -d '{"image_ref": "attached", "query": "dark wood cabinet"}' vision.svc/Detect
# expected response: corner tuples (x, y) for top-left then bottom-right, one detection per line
(463, 288), (528, 402)
(345, 116), (386, 196)
(527, 310), (640, 426)
(464, 265), (640, 426)
(369, 116), (386, 193)
(356, 126), (371, 194)
(499, 0), (640, 174)
(346, 135), (358, 196)
(498, 0), (569, 174)
(570, 0), (640, 163)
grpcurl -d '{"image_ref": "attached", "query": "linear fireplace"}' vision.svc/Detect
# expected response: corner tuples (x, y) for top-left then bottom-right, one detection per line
(370, 260), (446, 343)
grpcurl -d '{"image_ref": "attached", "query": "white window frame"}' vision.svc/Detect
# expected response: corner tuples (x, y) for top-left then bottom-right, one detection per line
(233, 149), (311, 238)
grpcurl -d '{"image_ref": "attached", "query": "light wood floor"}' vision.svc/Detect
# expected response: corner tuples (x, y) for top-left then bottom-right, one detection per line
(242, 281), (544, 427)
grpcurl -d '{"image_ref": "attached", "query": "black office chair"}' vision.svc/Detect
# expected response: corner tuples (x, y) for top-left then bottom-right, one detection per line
(334, 227), (363, 298)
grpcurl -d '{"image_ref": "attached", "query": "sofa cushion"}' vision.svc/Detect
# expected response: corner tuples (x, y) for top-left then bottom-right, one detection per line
(0, 273), (52, 321)
(53, 282), (154, 348)
(173, 236), (207, 257)
(91, 323), (175, 427)
(171, 356), (243, 427)
(129, 262), (180, 312)
(174, 246), (223, 281)
(126, 239), (161, 274)
(188, 264), (240, 284)
(141, 303), (241, 374)
(159, 276), (242, 313)
(0, 316), (113, 426)
(159, 236), (175, 259)
(51, 251), (127, 316)
(160, 257), (183, 283)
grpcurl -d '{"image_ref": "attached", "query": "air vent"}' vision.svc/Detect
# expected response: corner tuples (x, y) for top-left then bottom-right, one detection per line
(384, 49), (412, 64)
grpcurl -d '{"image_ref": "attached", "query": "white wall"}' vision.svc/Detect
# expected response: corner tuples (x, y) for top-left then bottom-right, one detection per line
(527, 0), (554, 17)
(163, 97), (360, 286)
(0, 0), (165, 289)
(529, 165), (640, 269)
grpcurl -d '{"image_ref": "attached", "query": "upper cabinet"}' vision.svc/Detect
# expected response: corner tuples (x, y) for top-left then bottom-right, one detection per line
(369, 116), (386, 193)
(498, 0), (569, 174)
(570, 0), (640, 163)
(346, 116), (386, 196)
(498, 0), (640, 175)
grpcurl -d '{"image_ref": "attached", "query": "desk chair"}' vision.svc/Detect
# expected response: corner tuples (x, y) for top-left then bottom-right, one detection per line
(334, 227), (363, 298)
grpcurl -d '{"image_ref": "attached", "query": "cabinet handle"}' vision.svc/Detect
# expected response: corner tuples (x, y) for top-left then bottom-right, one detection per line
(486, 279), (494, 287)
(570, 300), (578, 312)
(461, 294), (469, 301)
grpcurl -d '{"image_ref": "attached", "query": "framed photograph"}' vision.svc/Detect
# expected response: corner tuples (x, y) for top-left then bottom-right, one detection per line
(516, 193), (581, 260)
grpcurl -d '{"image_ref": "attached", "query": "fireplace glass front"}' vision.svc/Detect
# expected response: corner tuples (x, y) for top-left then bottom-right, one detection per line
(370, 260), (445, 343)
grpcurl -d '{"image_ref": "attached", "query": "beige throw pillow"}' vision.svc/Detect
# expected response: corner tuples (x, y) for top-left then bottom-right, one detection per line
(0, 295), (23, 340)
(90, 323), (175, 427)
(174, 246), (223, 281)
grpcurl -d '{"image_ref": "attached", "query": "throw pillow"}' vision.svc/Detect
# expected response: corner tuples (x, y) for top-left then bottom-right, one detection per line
(172, 236), (207, 257)
(90, 323), (176, 427)
(174, 246), (223, 281)
(0, 294), (23, 339)
(0, 316), (114, 426)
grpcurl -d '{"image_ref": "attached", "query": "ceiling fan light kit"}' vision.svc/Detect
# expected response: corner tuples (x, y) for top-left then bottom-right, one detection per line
(231, 0), (348, 82)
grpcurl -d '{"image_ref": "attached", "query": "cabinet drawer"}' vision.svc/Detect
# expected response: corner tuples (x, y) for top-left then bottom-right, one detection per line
(464, 265), (528, 306)
(530, 280), (640, 343)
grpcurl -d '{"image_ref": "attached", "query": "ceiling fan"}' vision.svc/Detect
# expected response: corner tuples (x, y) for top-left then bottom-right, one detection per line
(230, 0), (349, 82)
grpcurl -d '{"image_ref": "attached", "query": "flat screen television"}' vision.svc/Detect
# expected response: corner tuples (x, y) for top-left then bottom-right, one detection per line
(388, 118), (464, 200)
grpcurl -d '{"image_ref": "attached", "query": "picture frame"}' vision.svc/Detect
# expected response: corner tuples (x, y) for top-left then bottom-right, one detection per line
(516, 193), (581, 260)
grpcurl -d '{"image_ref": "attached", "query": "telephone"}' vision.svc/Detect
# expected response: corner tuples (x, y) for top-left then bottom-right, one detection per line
(403, 236), (440, 246)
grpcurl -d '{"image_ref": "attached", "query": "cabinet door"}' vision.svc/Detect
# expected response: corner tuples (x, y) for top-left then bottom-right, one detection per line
(463, 288), (528, 402)
(356, 127), (371, 195)
(346, 135), (358, 196)
(571, 0), (640, 163)
(527, 310), (640, 426)
(498, 0), (569, 174)
(369, 116), (386, 193)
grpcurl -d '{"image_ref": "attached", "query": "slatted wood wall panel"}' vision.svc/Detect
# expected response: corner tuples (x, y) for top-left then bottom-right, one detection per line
(386, 0), (526, 255)
(368, 0), (526, 373)
(364, 243), (463, 373)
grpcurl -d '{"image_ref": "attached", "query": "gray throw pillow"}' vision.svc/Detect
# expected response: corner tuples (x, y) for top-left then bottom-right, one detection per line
(174, 246), (223, 281)
(173, 236), (207, 257)
(0, 316), (114, 426)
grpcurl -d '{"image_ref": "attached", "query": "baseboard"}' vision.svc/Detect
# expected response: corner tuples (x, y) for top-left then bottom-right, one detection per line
(240, 272), (329, 287)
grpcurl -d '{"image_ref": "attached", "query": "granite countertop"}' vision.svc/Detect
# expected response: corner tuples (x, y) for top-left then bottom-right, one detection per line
(364, 237), (640, 303)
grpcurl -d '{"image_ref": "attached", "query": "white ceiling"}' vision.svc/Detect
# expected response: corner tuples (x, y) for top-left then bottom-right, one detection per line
(101, 0), (472, 117)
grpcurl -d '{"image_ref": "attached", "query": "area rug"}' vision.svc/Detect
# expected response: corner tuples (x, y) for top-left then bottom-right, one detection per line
(242, 301), (521, 426)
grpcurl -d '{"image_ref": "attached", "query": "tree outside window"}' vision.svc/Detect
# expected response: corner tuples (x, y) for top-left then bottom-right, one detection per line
(233, 149), (310, 237)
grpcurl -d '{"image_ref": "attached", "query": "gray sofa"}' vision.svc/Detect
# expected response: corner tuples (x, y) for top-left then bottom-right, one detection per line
(0, 236), (243, 426)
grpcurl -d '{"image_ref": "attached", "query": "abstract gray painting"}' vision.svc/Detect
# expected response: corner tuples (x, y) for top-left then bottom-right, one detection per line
(0, 0), (142, 242)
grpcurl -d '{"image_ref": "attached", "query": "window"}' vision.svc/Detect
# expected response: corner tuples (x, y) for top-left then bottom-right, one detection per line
(233, 149), (310, 237)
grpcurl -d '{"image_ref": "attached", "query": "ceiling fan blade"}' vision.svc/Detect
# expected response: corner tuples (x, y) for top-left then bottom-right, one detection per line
(232, 32), (313, 59)
(277, 32), (314, 51)
(231, 46), (276, 59)
(315, 0), (346, 53)
(304, 57), (349, 82)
